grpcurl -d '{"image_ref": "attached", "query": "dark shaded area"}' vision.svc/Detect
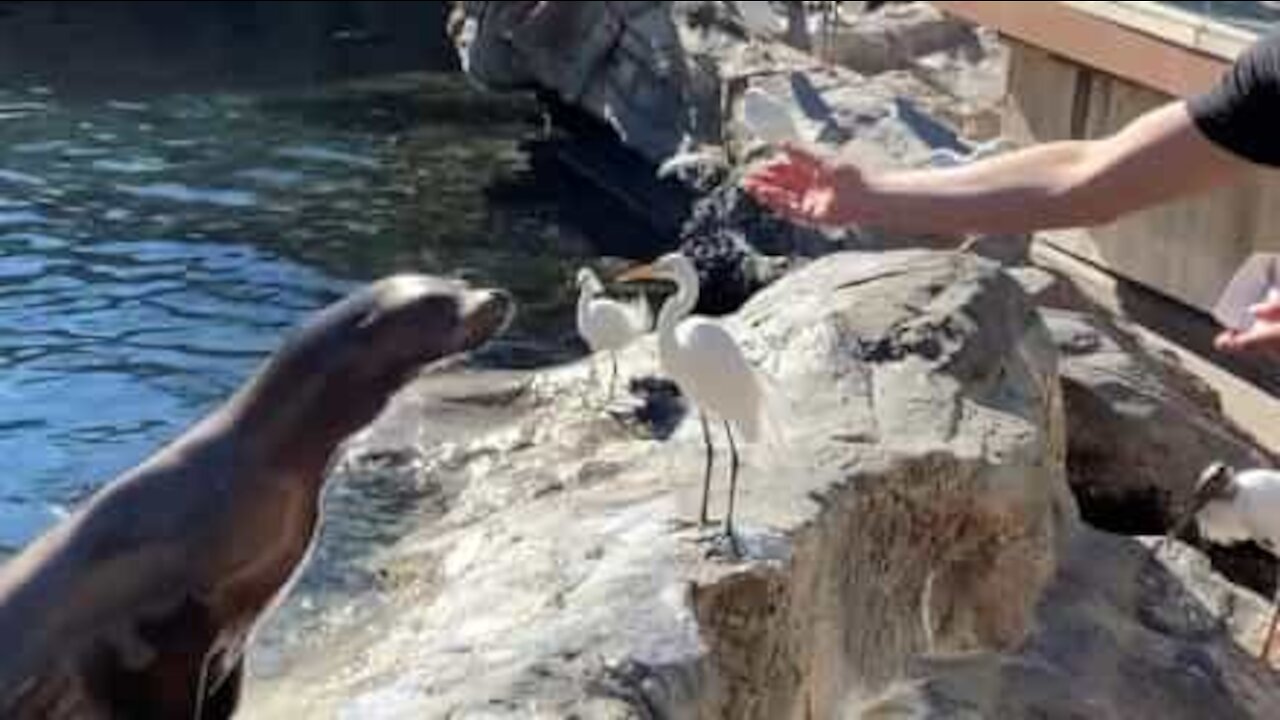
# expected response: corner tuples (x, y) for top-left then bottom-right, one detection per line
(1072, 470), (1279, 600)
(1067, 412), (1278, 598)
(1034, 255), (1280, 604)
(534, 93), (693, 252)
(0, 1), (454, 101)
(627, 375), (687, 441)
(1073, 485), (1168, 537)
(1205, 542), (1279, 599)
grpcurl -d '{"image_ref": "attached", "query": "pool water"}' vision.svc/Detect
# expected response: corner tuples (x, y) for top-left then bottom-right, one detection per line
(0, 74), (595, 558)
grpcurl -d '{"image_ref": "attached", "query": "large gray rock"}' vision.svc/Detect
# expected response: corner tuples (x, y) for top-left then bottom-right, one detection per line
(447, 1), (980, 171)
(825, 1), (983, 77)
(1040, 309), (1273, 531)
(450, 1), (716, 165)
(857, 530), (1280, 719)
(244, 250), (1072, 718)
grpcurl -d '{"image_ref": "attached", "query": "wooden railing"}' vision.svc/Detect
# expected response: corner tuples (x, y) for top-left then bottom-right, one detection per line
(931, 1), (1241, 96)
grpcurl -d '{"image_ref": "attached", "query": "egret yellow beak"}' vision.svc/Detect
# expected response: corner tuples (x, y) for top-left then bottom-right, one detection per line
(616, 264), (660, 284)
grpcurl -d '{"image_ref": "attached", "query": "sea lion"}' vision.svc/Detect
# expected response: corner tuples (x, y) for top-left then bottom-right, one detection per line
(0, 274), (514, 719)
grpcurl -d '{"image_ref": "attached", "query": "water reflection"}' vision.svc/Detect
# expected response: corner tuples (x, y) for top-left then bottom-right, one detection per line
(1158, 1), (1280, 34)
(0, 2), (646, 696)
(0, 2), (454, 99)
(0, 72), (594, 555)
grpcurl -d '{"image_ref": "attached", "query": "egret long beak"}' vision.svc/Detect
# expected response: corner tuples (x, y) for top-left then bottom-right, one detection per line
(1157, 463), (1235, 554)
(616, 264), (660, 284)
(1159, 499), (1210, 551)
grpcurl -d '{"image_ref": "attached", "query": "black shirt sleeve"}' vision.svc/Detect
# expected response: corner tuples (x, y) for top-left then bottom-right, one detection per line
(1188, 32), (1280, 167)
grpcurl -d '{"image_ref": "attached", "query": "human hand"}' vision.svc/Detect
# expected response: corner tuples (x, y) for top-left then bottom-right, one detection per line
(742, 144), (870, 228)
(1215, 293), (1280, 357)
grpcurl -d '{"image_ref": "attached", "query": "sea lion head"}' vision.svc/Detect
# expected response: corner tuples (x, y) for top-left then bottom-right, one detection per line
(241, 274), (514, 453)
(326, 274), (515, 386)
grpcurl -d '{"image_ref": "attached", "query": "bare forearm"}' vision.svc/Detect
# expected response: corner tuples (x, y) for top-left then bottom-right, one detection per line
(859, 142), (1109, 235)
(858, 103), (1247, 236)
(744, 103), (1249, 236)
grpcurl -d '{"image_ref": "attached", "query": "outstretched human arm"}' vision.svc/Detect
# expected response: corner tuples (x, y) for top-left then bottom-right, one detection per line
(743, 102), (1252, 236)
(747, 33), (1280, 356)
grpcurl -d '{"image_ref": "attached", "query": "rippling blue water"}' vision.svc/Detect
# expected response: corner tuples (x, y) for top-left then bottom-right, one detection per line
(1158, 1), (1280, 34)
(0, 74), (590, 554)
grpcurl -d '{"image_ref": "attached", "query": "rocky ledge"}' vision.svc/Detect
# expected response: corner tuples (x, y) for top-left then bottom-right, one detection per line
(251, 250), (1068, 717)
(238, 3), (1280, 717)
(249, 251), (1280, 718)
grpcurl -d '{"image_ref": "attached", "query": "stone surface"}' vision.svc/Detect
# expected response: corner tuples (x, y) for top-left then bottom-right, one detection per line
(825, 2), (1010, 143)
(451, 1), (717, 166)
(244, 250), (1071, 718)
(1040, 309), (1274, 534)
(448, 0), (1000, 216)
(856, 530), (1280, 719)
(826, 2), (982, 77)
(437, 4), (1280, 718)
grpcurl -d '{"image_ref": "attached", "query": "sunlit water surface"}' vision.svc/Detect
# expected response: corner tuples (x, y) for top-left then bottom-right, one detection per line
(0, 70), (599, 675)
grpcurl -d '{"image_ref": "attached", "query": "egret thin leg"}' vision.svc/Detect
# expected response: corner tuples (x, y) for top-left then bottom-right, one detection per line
(699, 412), (714, 525)
(581, 356), (596, 406)
(607, 352), (618, 403)
(723, 420), (741, 551)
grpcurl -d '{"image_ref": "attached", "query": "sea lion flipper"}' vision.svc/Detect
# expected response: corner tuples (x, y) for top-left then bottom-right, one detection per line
(200, 657), (244, 720)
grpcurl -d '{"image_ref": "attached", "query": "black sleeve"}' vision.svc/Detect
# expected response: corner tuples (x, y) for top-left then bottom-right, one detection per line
(1188, 33), (1280, 167)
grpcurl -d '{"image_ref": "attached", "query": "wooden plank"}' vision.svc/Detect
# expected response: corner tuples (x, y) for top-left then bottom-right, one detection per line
(1002, 40), (1080, 145)
(1072, 72), (1254, 310)
(1244, 175), (1280, 254)
(1002, 38), (1267, 313)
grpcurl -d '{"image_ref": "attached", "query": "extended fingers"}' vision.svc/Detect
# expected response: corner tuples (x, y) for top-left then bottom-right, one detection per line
(746, 183), (799, 212)
(1249, 297), (1280, 322)
(1216, 322), (1280, 354)
(748, 151), (818, 186)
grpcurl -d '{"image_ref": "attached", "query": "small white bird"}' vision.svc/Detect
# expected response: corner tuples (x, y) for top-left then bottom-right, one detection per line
(576, 267), (651, 403)
(1165, 463), (1280, 660)
(619, 252), (777, 554)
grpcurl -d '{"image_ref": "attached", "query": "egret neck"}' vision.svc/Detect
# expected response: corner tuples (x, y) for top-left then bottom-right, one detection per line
(576, 272), (602, 333)
(655, 262), (700, 377)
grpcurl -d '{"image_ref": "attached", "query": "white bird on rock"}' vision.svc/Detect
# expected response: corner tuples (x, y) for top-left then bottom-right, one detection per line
(618, 252), (778, 554)
(576, 267), (651, 403)
(1164, 463), (1280, 660)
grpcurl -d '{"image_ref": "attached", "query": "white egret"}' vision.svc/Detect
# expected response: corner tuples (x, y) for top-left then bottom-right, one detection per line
(1164, 463), (1280, 660)
(618, 252), (777, 553)
(576, 267), (651, 402)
